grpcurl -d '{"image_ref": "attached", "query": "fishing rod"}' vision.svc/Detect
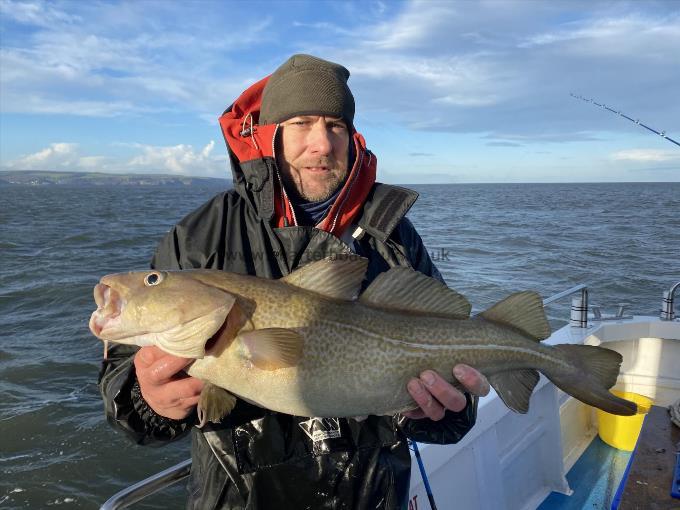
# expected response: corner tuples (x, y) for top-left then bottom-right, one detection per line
(409, 440), (438, 510)
(570, 93), (680, 148)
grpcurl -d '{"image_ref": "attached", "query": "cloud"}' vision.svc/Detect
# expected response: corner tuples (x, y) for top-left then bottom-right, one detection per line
(4, 143), (83, 170)
(127, 141), (226, 175)
(364, 0), (458, 50)
(303, 2), (679, 139)
(0, 1), (273, 119)
(486, 142), (523, 147)
(0, 0), (81, 27)
(292, 21), (353, 36)
(624, 165), (680, 174)
(2, 142), (114, 171)
(2, 0), (679, 172)
(482, 132), (603, 144)
(611, 149), (680, 163)
(408, 152), (434, 157)
(3, 141), (227, 176)
(518, 14), (680, 57)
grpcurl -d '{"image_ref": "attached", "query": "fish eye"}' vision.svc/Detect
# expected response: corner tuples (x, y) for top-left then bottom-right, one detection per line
(144, 272), (164, 286)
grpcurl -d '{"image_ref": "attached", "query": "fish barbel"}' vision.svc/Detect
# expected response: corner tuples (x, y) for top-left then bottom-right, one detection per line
(89, 256), (638, 423)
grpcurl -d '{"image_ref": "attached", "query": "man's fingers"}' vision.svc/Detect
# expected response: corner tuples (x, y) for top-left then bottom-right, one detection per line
(420, 370), (467, 412)
(144, 376), (204, 409)
(407, 378), (445, 421)
(151, 355), (194, 380)
(178, 395), (201, 410)
(161, 376), (204, 402)
(139, 355), (195, 385)
(135, 346), (166, 367)
(403, 367), (484, 421)
(172, 374), (205, 396)
(453, 364), (490, 397)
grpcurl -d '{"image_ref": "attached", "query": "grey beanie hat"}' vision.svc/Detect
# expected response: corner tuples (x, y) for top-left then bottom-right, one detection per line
(259, 54), (355, 126)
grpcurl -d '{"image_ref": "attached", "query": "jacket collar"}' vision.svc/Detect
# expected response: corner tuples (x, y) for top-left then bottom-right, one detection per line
(358, 183), (419, 242)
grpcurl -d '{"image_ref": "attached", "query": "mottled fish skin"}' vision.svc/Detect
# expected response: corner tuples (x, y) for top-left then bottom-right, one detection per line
(90, 262), (638, 419)
(189, 298), (562, 417)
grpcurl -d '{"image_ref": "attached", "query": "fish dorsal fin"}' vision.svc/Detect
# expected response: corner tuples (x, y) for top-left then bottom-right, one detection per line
(238, 328), (304, 370)
(359, 267), (471, 319)
(479, 291), (550, 341)
(282, 255), (368, 301)
(488, 369), (540, 413)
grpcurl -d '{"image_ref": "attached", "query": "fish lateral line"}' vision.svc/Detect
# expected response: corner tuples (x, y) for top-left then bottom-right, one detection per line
(313, 319), (573, 370)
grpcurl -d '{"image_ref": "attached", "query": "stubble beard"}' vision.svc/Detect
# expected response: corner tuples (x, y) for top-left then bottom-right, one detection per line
(299, 174), (344, 202)
(283, 159), (347, 202)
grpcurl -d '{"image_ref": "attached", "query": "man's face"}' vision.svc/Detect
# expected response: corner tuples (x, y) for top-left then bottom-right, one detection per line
(276, 115), (350, 202)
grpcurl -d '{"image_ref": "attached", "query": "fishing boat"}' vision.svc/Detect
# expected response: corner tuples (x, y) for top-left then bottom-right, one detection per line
(408, 281), (680, 510)
(99, 281), (680, 510)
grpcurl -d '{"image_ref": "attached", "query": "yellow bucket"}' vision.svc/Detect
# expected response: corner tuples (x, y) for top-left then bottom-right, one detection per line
(596, 390), (653, 451)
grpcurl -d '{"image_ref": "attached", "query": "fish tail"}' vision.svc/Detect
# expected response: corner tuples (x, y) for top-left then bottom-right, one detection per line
(548, 344), (638, 416)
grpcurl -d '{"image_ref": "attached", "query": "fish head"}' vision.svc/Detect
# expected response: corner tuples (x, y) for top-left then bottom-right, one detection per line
(89, 270), (236, 358)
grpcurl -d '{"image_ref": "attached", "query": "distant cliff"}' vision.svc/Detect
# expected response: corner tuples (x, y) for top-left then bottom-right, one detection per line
(0, 171), (230, 187)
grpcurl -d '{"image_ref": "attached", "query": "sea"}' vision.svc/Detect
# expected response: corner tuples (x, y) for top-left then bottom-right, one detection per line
(1, 182), (679, 509)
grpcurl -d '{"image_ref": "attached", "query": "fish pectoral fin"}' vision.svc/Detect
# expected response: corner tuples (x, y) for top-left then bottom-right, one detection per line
(487, 369), (540, 414)
(197, 383), (237, 427)
(359, 267), (471, 319)
(479, 291), (551, 341)
(282, 255), (368, 301)
(239, 328), (303, 370)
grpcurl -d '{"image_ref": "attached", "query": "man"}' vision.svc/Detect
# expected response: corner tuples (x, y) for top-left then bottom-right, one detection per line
(99, 54), (489, 509)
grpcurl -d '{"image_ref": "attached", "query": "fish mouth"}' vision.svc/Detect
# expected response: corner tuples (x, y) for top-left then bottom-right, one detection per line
(89, 283), (123, 337)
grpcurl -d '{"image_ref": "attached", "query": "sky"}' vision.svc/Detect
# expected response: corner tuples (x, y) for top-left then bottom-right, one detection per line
(1, 0), (679, 183)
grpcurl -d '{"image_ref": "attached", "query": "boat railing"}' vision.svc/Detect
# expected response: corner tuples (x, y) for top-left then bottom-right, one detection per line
(99, 458), (191, 510)
(542, 283), (589, 328)
(99, 283), (595, 509)
(661, 280), (679, 321)
(542, 283), (588, 306)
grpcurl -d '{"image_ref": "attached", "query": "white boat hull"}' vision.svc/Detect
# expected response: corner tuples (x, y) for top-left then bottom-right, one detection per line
(408, 316), (680, 510)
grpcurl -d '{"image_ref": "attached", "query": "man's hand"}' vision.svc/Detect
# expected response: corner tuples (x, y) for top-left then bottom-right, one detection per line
(403, 364), (490, 421)
(134, 346), (204, 420)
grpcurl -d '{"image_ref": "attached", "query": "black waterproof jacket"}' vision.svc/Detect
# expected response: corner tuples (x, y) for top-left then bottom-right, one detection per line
(99, 182), (478, 509)
(99, 86), (477, 509)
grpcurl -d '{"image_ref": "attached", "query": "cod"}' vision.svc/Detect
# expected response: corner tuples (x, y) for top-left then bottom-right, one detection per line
(89, 256), (637, 424)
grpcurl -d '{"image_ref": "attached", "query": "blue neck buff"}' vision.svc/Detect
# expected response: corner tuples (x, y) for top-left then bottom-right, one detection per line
(292, 187), (341, 226)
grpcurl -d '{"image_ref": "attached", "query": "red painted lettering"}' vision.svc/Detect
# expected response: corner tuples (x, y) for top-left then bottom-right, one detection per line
(408, 494), (419, 510)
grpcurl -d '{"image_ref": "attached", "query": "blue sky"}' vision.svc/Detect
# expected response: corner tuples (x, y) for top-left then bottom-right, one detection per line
(1, 0), (678, 183)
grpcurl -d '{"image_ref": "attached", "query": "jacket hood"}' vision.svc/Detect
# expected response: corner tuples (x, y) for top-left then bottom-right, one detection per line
(218, 76), (376, 238)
